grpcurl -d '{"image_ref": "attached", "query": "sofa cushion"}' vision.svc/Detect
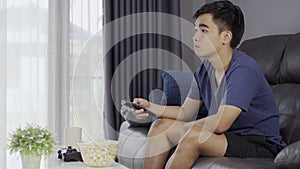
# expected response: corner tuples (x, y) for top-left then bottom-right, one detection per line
(272, 84), (300, 144)
(280, 32), (300, 83)
(192, 157), (276, 169)
(239, 34), (291, 85)
(274, 141), (300, 169)
(117, 121), (148, 169)
(161, 70), (193, 105)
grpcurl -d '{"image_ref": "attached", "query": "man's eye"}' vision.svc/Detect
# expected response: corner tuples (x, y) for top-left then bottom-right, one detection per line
(201, 29), (208, 33)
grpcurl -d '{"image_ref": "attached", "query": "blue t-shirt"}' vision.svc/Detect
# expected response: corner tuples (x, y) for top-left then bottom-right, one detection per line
(188, 48), (287, 149)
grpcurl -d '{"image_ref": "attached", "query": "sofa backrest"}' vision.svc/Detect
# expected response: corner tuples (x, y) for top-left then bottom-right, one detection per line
(240, 32), (300, 145)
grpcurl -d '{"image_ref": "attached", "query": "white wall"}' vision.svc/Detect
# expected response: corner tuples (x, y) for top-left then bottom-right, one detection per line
(180, 0), (300, 70)
(230, 0), (300, 42)
(180, 0), (206, 22)
(200, 0), (300, 41)
(180, 0), (206, 71)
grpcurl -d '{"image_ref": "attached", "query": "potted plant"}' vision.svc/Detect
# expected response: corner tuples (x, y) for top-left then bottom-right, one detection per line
(8, 123), (56, 169)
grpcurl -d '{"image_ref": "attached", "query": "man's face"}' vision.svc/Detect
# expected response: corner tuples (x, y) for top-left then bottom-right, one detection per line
(193, 13), (224, 58)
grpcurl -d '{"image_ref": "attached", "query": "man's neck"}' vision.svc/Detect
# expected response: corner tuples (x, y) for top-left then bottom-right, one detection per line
(208, 47), (233, 73)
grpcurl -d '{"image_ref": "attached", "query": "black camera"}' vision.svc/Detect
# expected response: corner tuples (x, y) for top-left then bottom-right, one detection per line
(57, 146), (83, 162)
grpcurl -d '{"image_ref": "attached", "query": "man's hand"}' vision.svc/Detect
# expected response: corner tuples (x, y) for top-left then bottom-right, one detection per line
(127, 98), (151, 119)
(133, 98), (151, 109)
(129, 97), (203, 121)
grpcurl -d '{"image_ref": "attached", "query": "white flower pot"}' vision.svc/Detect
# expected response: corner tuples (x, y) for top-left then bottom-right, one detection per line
(21, 155), (41, 169)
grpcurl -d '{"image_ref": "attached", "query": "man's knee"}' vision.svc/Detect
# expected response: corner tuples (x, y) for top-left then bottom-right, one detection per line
(148, 118), (184, 144)
(148, 118), (175, 136)
(179, 126), (211, 150)
(150, 118), (175, 130)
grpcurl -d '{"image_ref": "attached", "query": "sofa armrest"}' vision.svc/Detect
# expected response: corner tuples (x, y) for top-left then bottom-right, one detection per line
(274, 141), (300, 169)
(117, 121), (149, 169)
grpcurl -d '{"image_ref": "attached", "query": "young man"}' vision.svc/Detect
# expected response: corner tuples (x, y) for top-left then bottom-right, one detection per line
(131, 1), (287, 169)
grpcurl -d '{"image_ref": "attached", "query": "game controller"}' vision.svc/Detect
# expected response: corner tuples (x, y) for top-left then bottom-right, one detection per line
(120, 100), (157, 127)
(121, 100), (156, 117)
(57, 146), (83, 162)
(121, 100), (148, 111)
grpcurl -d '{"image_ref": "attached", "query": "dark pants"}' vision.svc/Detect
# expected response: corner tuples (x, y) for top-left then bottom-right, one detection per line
(224, 133), (281, 158)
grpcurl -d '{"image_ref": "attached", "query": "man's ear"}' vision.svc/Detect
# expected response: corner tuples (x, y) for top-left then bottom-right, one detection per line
(221, 31), (232, 45)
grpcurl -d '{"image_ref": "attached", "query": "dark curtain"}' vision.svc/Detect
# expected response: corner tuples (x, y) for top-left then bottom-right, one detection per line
(103, 0), (182, 140)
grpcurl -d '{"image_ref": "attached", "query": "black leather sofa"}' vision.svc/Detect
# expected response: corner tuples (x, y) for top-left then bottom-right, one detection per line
(117, 32), (300, 169)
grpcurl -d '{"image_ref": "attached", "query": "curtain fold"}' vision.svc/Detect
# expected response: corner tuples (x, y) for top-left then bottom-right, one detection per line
(0, 0), (7, 168)
(69, 0), (104, 141)
(103, 0), (182, 140)
(47, 0), (70, 144)
(2, 1), (58, 168)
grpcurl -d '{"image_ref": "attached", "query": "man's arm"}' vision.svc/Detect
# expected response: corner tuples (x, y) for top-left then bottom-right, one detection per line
(185, 104), (242, 133)
(134, 97), (203, 122)
(151, 97), (203, 121)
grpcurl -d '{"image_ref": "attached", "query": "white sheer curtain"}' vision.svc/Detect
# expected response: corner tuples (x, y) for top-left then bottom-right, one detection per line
(47, 0), (70, 146)
(70, 0), (104, 141)
(6, 0), (49, 132)
(0, 0), (103, 168)
(1, 0), (49, 168)
(0, 1), (7, 168)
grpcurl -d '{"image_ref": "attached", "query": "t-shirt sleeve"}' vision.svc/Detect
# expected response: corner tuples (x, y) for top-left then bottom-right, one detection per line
(187, 72), (201, 100)
(224, 66), (259, 111)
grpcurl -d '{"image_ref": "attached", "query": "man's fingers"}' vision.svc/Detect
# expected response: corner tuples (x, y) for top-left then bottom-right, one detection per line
(136, 113), (149, 119)
(134, 109), (149, 119)
(134, 109), (144, 115)
(133, 98), (141, 105)
(127, 107), (148, 119)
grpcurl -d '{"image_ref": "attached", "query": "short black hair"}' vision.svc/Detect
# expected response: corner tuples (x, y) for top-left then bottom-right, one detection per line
(193, 0), (244, 48)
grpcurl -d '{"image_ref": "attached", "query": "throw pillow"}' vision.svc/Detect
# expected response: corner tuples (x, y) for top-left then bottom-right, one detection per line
(274, 141), (300, 169)
(161, 70), (194, 106)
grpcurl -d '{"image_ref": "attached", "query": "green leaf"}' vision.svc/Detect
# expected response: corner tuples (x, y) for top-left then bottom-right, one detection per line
(7, 123), (56, 157)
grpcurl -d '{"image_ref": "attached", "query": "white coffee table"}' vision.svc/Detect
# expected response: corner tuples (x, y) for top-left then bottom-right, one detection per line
(5, 150), (128, 169)
(46, 158), (129, 169)
(46, 156), (129, 169)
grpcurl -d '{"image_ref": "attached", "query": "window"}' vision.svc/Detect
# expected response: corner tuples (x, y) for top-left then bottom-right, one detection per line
(5, 0), (49, 168)
(6, 0), (49, 130)
(70, 0), (104, 140)
(1, 0), (104, 168)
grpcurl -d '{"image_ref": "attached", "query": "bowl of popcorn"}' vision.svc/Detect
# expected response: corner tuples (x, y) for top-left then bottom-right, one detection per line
(78, 139), (119, 167)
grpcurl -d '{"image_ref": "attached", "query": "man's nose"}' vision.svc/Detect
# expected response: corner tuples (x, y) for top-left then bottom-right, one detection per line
(193, 34), (199, 42)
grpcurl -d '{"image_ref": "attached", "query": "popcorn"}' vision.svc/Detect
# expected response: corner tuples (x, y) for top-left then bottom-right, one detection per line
(79, 140), (118, 167)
